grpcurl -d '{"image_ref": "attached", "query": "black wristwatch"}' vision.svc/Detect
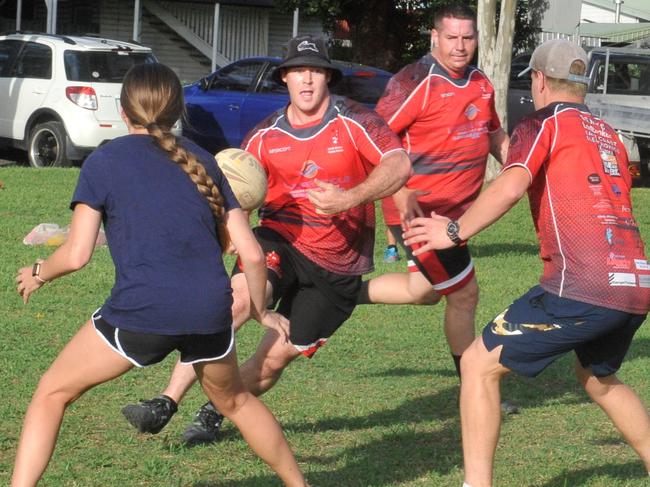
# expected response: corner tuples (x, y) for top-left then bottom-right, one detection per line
(446, 220), (463, 246)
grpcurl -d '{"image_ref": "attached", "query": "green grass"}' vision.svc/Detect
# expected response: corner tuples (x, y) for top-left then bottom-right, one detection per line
(1, 166), (650, 486)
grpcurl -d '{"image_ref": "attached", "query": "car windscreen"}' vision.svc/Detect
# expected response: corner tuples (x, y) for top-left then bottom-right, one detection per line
(64, 50), (156, 82)
(331, 72), (390, 104)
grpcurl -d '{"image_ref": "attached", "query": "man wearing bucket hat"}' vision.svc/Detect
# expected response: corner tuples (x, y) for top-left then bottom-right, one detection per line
(403, 38), (650, 486)
(121, 34), (411, 445)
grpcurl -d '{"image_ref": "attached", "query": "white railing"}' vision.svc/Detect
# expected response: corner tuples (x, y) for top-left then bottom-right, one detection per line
(153, 1), (269, 62)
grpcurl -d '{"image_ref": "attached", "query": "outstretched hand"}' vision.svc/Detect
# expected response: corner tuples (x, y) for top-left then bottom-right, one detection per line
(259, 310), (291, 344)
(307, 180), (353, 215)
(16, 265), (44, 304)
(403, 211), (454, 254)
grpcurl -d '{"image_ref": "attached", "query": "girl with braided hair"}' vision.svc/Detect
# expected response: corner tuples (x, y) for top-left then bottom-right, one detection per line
(13, 63), (307, 487)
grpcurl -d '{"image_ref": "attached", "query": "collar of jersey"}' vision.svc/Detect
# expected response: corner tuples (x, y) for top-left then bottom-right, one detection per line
(276, 96), (341, 139)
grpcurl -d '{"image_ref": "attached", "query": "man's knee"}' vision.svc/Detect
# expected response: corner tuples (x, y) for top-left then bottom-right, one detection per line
(575, 362), (620, 398)
(460, 339), (506, 380)
(446, 277), (479, 310)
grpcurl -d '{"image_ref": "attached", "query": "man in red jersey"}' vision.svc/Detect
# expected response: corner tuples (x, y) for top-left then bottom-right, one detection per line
(358, 3), (509, 387)
(404, 39), (650, 487)
(121, 35), (411, 444)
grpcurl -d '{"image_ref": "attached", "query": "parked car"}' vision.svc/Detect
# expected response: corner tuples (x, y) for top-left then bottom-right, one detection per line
(0, 32), (157, 167)
(507, 47), (650, 184)
(182, 56), (392, 153)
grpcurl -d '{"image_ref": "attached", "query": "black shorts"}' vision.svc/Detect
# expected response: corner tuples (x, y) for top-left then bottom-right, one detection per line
(92, 310), (234, 367)
(482, 286), (646, 377)
(233, 226), (361, 357)
(388, 224), (474, 295)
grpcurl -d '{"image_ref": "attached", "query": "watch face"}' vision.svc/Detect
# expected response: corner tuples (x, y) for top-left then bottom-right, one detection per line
(447, 221), (459, 233)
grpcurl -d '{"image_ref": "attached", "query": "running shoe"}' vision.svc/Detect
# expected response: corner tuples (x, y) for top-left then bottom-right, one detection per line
(383, 246), (400, 263)
(121, 395), (177, 434)
(181, 401), (224, 446)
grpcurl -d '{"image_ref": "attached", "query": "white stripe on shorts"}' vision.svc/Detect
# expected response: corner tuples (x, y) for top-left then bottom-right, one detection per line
(91, 309), (144, 368)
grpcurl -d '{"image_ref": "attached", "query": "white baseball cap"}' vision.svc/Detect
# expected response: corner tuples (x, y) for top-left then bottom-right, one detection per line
(519, 39), (590, 85)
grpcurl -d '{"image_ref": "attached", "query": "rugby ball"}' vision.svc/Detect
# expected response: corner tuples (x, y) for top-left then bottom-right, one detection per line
(215, 148), (267, 211)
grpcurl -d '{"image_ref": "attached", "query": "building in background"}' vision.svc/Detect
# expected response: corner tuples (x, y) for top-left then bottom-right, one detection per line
(540, 0), (650, 47)
(0, 0), (325, 82)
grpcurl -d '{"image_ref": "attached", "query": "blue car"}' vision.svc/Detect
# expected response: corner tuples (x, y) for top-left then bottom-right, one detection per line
(183, 56), (392, 153)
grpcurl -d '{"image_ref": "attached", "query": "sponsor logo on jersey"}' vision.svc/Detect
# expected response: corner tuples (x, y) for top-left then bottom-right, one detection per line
(297, 40), (318, 52)
(621, 205), (632, 213)
(639, 274), (650, 288)
(601, 151), (620, 177)
(301, 160), (320, 178)
(441, 92), (455, 98)
(269, 146), (292, 154)
(611, 183), (622, 197)
(608, 272), (636, 287)
(635, 259), (650, 271)
(587, 173), (601, 184)
(605, 227), (614, 245)
(593, 199), (613, 211)
(607, 256), (631, 269)
(464, 104), (479, 120)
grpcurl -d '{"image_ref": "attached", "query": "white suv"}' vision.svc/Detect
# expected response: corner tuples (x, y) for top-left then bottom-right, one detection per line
(0, 33), (157, 167)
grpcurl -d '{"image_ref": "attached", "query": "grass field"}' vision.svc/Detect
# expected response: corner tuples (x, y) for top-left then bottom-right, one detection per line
(1, 166), (650, 486)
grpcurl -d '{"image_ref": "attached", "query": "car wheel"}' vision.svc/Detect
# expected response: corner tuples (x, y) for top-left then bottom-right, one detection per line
(28, 121), (70, 168)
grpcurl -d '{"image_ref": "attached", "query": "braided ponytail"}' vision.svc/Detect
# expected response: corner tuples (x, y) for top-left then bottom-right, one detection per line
(121, 64), (230, 252)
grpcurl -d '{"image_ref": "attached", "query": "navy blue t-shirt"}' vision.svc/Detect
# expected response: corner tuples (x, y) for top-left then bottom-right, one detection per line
(71, 135), (240, 335)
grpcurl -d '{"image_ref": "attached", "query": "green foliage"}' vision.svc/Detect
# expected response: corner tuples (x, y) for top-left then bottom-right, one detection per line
(1, 167), (650, 486)
(273, 1), (544, 71)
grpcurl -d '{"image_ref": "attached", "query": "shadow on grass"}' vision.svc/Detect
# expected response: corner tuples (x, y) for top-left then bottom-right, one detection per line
(471, 242), (539, 258)
(193, 425), (462, 487)
(535, 461), (645, 487)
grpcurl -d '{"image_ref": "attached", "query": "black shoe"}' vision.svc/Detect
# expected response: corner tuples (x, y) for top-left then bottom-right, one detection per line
(121, 395), (178, 434)
(181, 401), (224, 446)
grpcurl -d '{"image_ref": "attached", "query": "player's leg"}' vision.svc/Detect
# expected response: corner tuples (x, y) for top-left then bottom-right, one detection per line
(121, 271), (268, 434)
(361, 270), (441, 304)
(12, 320), (133, 487)
(444, 275), (479, 375)
(574, 312), (650, 470)
(195, 347), (307, 486)
(359, 225), (441, 305)
(576, 366), (650, 470)
(383, 227), (401, 263)
(459, 337), (510, 487)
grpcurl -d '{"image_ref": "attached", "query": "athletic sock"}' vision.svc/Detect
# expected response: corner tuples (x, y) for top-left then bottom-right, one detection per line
(452, 354), (462, 378)
(356, 280), (371, 304)
(463, 483), (474, 487)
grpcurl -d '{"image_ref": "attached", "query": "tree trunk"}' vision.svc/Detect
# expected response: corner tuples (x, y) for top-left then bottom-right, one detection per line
(478, 0), (517, 182)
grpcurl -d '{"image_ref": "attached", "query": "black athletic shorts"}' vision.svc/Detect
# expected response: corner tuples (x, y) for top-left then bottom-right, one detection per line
(388, 224), (474, 294)
(92, 310), (234, 367)
(233, 226), (362, 357)
(482, 286), (646, 377)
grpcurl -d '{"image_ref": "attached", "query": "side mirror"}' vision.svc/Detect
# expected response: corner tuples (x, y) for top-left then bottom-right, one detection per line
(200, 77), (210, 91)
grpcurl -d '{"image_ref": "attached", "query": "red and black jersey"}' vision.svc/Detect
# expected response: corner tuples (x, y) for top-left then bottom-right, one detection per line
(377, 54), (502, 224)
(243, 95), (404, 275)
(505, 102), (650, 314)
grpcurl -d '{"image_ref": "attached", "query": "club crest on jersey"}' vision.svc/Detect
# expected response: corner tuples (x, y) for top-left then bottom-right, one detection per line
(297, 41), (318, 52)
(600, 151), (620, 177)
(464, 104), (479, 120)
(301, 160), (321, 178)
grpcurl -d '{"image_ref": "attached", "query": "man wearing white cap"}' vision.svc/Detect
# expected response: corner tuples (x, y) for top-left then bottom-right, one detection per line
(403, 38), (650, 486)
